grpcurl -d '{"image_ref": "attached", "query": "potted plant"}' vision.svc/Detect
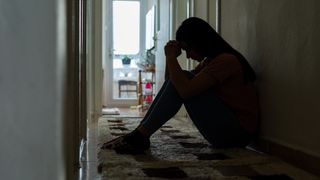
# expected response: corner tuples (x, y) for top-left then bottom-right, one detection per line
(121, 55), (131, 65)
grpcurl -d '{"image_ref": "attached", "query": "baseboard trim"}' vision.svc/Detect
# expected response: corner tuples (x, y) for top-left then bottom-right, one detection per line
(250, 138), (320, 177)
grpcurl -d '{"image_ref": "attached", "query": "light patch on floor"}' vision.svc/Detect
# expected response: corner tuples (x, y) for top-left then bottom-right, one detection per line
(102, 108), (120, 115)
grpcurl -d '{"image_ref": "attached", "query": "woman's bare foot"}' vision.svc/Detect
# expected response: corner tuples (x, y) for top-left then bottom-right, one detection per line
(101, 129), (150, 154)
(101, 136), (125, 149)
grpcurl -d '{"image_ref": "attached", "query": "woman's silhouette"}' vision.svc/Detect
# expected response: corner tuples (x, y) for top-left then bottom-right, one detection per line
(102, 17), (259, 154)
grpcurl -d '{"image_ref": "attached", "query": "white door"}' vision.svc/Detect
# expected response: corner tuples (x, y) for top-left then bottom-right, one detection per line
(103, 0), (142, 107)
(154, 0), (171, 92)
(154, 0), (193, 92)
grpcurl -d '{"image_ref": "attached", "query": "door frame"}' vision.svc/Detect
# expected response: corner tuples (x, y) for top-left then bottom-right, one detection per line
(65, 0), (88, 178)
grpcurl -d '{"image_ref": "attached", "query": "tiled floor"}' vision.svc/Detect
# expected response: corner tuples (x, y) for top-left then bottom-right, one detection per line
(79, 108), (143, 180)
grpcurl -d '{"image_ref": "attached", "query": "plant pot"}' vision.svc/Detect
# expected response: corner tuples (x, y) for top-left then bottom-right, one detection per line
(122, 57), (131, 65)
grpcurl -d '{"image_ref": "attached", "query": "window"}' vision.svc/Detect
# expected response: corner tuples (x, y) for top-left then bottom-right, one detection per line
(113, 1), (140, 55)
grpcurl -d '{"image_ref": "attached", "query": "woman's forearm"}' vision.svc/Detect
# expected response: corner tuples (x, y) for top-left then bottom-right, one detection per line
(166, 57), (190, 98)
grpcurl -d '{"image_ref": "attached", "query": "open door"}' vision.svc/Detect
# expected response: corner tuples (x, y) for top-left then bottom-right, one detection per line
(103, 0), (142, 108)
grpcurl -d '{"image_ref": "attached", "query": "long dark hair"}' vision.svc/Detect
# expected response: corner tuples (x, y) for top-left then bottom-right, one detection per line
(176, 17), (256, 82)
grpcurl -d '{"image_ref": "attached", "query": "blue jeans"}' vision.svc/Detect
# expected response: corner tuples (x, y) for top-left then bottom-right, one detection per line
(139, 71), (252, 148)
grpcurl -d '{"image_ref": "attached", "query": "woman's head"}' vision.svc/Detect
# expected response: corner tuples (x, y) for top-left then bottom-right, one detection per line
(176, 17), (227, 59)
(178, 41), (204, 61)
(176, 17), (256, 82)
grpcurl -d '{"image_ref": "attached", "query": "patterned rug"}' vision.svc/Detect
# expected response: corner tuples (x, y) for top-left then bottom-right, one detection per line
(97, 116), (317, 179)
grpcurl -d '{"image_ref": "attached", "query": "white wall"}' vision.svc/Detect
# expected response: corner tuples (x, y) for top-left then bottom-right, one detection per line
(153, 0), (170, 92)
(194, 0), (209, 21)
(88, 0), (103, 121)
(221, 0), (320, 157)
(0, 0), (66, 179)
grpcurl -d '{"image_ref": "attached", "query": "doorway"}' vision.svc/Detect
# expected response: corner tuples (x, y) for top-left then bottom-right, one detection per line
(103, 0), (144, 108)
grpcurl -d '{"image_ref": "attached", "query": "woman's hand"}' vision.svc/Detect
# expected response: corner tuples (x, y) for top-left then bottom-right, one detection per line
(164, 40), (181, 59)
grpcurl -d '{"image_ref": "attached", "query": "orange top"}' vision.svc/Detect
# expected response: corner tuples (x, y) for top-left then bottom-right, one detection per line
(192, 55), (259, 134)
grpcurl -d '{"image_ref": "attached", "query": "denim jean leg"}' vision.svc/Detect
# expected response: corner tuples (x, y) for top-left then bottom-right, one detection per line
(140, 70), (251, 147)
(184, 88), (251, 148)
(139, 79), (183, 135)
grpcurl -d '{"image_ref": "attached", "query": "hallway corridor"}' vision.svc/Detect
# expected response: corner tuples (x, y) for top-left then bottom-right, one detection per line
(81, 109), (318, 179)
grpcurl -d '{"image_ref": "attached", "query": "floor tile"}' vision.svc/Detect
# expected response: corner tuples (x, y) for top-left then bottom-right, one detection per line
(193, 152), (230, 160)
(248, 174), (293, 180)
(179, 142), (209, 148)
(142, 167), (188, 178)
(216, 165), (260, 177)
(169, 135), (195, 139)
(160, 129), (181, 133)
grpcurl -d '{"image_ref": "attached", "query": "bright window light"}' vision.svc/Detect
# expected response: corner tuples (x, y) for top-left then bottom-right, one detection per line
(113, 1), (140, 55)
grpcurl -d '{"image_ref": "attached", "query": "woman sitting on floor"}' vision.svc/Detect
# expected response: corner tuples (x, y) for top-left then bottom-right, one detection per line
(102, 17), (259, 154)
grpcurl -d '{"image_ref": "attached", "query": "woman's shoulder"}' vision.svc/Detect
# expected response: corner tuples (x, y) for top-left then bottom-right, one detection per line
(207, 53), (240, 66)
